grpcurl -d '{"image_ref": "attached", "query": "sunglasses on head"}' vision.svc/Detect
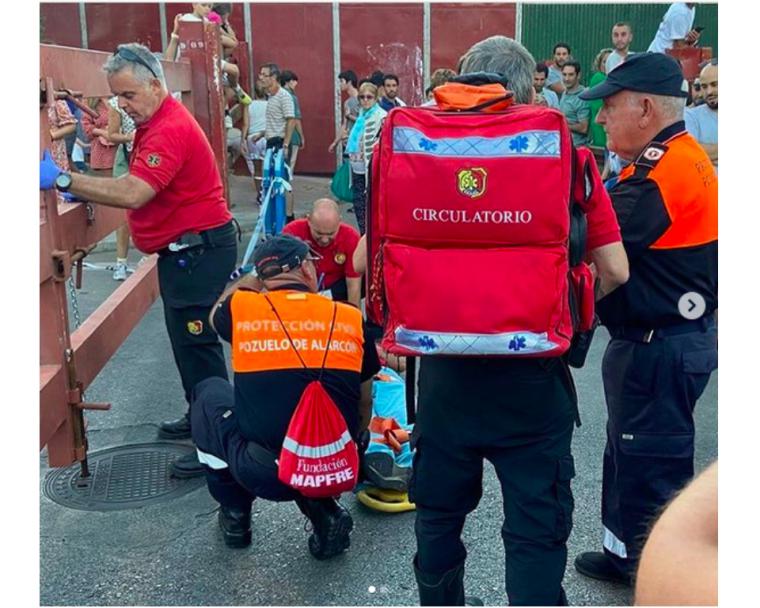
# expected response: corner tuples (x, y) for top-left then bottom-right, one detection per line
(114, 46), (159, 79)
(358, 94), (375, 100)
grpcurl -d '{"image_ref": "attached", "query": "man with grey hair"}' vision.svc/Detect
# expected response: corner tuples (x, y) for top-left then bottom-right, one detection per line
(410, 35), (629, 606)
(39, 43), (238, 478)
(574, 52), (717, 585)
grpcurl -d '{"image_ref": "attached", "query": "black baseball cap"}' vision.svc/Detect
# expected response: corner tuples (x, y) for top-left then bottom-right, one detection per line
(579, 52), (689, 101)
(252, 234), (320, 279)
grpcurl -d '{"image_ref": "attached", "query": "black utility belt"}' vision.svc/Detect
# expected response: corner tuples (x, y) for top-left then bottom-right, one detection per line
(608, 314), (715, 343)
(158, 220), (236, 257)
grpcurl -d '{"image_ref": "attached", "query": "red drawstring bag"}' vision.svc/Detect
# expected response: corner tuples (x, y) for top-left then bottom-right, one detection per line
(265, 297), (359, 498)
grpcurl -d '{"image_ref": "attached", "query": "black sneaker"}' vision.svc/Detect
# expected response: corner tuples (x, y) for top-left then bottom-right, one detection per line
(158, 414), (192, 440)
(218, 506), (252, 548)
(170, 451), (205, 478)
(363, 452), (412, 492)
(574, 551), (632, 586)
(297, 497), (353, 560)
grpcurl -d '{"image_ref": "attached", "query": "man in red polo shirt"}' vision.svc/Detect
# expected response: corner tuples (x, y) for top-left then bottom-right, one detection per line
(283, 198), (362, 308)
(40, 43), (237, 478)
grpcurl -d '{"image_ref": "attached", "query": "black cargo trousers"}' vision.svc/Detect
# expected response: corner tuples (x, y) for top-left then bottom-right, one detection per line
(411, 356), (577, 606)
(156, 220), (238, 405)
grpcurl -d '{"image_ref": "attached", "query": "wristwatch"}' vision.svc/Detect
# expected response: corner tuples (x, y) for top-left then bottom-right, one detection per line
(55, 172), (72, 192)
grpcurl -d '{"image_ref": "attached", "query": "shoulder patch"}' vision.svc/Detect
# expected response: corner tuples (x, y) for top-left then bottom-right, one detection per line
(635, 142), (668, 170)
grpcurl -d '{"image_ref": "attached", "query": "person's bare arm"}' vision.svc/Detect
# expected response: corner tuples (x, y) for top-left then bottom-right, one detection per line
(295, 119), (305, 149)
(284, 118), (296, 148)
(635, 462), (718, 606)
(164, 14), (182, 60)
(346, 277), (362, 308)
(50, 124), (76, 141)
(589, 242), (629, 299)
(68, 173), (156, 209)
(105, 106), (134, 145)
(352, 234), (367, 275)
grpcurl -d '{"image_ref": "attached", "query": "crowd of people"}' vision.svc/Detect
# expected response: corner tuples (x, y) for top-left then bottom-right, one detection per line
(40, 2), (718, 605)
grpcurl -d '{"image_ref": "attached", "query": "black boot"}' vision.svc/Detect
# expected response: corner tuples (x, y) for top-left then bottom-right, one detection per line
(218, 506), (252, 548)
(158, 413), (192, 440)
(414, 557), (483, 606)
(296, 496), (353, 560)
(170, 450), (205, 478)
(574, 551), (632, 586)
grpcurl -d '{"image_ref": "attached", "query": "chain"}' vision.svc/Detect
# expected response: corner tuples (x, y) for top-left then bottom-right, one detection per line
(68, 275), (82, 328)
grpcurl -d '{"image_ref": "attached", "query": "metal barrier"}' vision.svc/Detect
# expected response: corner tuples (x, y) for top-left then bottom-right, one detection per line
(40, 21), (227, 470)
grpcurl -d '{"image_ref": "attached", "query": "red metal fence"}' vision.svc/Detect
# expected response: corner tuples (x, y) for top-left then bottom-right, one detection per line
(40, 27), (226, 469)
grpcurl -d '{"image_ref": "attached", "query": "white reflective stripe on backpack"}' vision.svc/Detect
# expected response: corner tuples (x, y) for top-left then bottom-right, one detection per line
(394, 327), (559, 356)
(282, 429), (353, 458)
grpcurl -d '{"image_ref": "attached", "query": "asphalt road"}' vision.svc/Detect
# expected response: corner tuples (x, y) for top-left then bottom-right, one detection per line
(40, 176), (718, 606)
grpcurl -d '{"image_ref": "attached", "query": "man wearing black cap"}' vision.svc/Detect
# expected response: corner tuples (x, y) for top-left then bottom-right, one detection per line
(573, 52), (718, 585)
(188, 234), (380, 558)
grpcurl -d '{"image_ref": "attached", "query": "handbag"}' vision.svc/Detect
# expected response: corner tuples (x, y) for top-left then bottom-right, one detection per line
(330, 160), (353, 203)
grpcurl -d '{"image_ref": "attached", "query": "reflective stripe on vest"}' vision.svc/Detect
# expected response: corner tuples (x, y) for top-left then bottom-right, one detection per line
(230, 290), (364, 373)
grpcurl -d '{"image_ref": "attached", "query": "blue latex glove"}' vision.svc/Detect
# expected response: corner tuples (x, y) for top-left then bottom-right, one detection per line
(40, 149), (62, 190)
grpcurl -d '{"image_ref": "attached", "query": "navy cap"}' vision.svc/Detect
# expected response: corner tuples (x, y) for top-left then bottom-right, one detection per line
(252, 234), (318, 279)
(579, 52), (689, 101)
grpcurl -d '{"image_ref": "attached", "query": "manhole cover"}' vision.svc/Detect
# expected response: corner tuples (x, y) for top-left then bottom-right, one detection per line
(43, 443), (205, 511)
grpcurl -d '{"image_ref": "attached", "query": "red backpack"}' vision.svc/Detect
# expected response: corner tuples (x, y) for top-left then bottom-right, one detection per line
(366, 80), (604, 365)
(265, 298), (360, 498)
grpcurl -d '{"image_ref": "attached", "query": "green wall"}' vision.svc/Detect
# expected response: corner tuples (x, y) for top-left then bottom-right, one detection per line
(521, 3), (718, 85)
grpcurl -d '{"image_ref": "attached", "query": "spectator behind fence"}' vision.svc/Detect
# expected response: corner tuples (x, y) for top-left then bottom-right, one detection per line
(379, 73), (406, 111)
(685, 61), (717, 169)
(46, 98), (77, 204)
(533, 62), (559, 108)
(648, 2), (701, 53)
(241, 83), (267, 204)
(424, 68), (457, 103)
(607, 22), (635, 73)
(258, 62), (296, 222)
(559, 60), (590, 146)
(547, 42), (571, 95)
(588, 49), (613, 148)
(106, 96), (136, 281)
(346, 81), (387, 234)
(329, 70), (359, 155)
(280, 70), (305, 222)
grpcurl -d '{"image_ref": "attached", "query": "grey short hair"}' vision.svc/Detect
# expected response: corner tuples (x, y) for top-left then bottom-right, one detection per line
(103, 43), (166, 87)
(628, 92), (686, 121)
(457, 36), (536, 104)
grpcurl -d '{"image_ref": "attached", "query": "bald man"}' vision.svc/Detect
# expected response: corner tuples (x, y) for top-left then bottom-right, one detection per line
(685, 62), (718, 168)
(283, 199), (362, 307)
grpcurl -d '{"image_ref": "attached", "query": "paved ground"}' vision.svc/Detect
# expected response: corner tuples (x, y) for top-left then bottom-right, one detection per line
(40, 175), (718, 606)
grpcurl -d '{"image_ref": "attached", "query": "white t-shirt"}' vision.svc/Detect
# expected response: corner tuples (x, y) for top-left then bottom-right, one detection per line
(606, 50), (635, 73)
(247, 100), (267, 136)
(648, 3), (695, 53)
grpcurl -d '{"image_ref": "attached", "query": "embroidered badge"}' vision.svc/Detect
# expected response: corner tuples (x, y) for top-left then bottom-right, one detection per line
(334, 253), (347, 265)
(187, 320), (203, 335)
(456, 168), (488, 199)
(642, 147), (664, 162)
(147, 153), (161, 167)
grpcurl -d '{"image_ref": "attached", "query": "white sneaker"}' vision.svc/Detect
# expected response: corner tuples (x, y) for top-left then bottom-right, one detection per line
(112, 262), (128, 281)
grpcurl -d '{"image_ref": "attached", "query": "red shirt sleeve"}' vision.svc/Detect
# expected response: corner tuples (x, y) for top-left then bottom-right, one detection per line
(130, 127), (185, 194)
(585, 183), (622, 251)
(341, 226), (361, 279)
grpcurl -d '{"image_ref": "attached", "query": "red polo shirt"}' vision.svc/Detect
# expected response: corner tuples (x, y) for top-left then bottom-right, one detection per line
(283, 219), (361, 288)
(127, 95), (232, 253)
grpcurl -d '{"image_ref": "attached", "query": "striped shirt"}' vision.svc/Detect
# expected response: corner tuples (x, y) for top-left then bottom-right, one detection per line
(265, 86), (295, 139)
